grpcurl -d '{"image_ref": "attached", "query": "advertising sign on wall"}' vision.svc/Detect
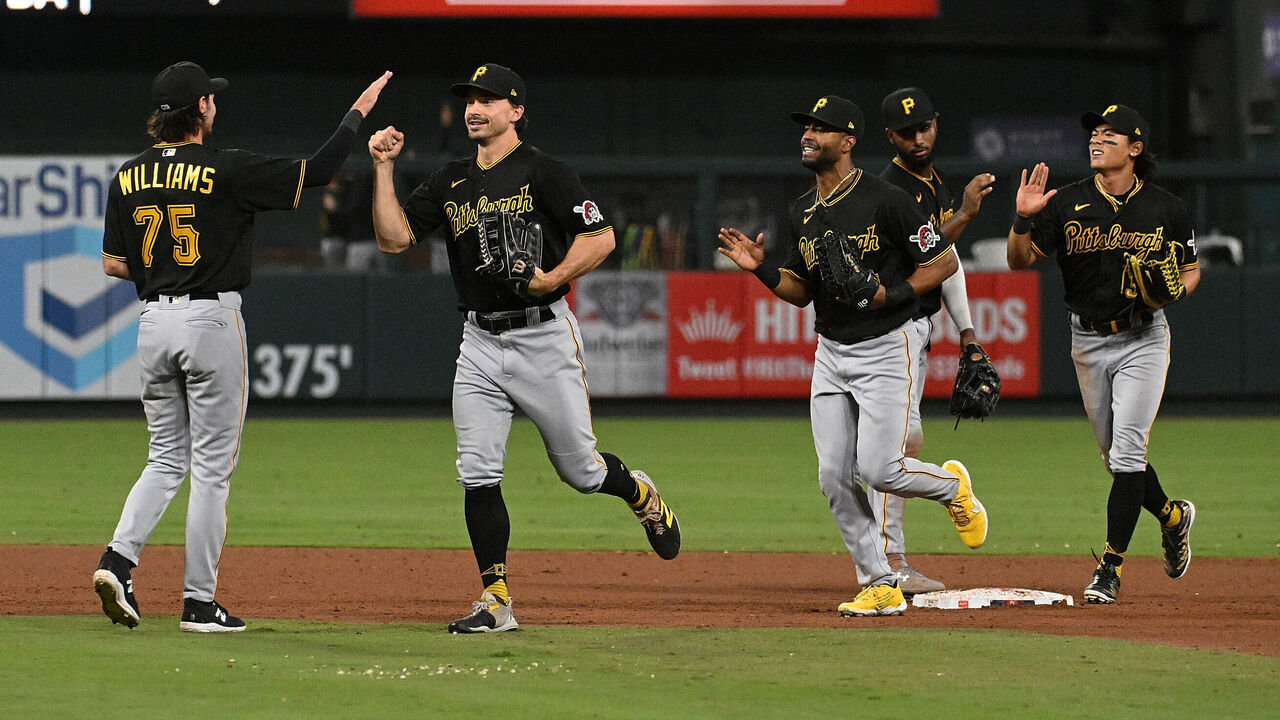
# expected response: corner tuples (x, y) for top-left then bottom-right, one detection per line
(574, 271), (668, 397)
(0, 155), (137, 398)
(666, 272), (816, 398)
(920, 271), (1041, 398)
(661, 270), (1039, 400)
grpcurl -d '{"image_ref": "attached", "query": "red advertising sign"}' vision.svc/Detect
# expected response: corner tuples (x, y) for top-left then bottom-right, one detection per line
(667, 272), (815, 397)
(352, 0), (937, 19)
(665, 270), (1040, 399)
(921, 271), (1040, 398)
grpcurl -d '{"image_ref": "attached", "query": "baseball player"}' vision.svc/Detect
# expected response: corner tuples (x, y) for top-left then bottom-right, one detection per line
(718, 94), (988, 617)
(367, 63), (681, 633)
(1009, 104), (1200, 604)
(93, 62), (392, 632)
(873, 87), (996, 595)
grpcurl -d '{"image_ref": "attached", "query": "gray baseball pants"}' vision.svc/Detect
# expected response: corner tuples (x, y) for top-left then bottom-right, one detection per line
(452, 298), (608, 492)
(1070, 310), (1170, 473)
(810, 321), (961, 589)
(108, 292), (247, 602)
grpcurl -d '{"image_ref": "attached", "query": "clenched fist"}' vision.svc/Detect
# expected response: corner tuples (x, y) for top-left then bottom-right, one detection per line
(369, 126), (405, 164)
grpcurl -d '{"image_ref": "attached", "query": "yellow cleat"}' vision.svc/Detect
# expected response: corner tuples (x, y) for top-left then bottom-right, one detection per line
(838, 581), (907, 617)
(943, 460), (987, 549)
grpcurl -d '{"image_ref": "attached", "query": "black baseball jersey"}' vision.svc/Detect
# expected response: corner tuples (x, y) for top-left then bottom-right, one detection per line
(103, 145), (309, 299)
(399, 142), (613, 313)
(782, 169), (948, 343)
(103, 112), (360, 300)
(880, 157), (957, 319)
(1028, 175), (1198, 322)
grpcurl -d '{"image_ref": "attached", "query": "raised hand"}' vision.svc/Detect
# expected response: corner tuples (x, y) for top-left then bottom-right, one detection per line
(1016, 163), (1057, 218)
(960, 172), (996, 218)
(352, 71), (394, 118)
(717, 227), (766, 271)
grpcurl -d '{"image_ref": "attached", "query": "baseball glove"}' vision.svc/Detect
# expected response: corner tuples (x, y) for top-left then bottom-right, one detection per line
(815, 231), (879, 309)
(475, 211), (544, 299)
(950, 343), (1001, 424)
(1121, 242), (1186, 309)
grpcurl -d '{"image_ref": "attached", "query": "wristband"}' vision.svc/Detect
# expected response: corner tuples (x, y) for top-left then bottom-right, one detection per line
(1011, 214), (1033, 235)
(883, 281), (914, 308)
(752, 263), (782, 289)
(341, 108), (363, 133)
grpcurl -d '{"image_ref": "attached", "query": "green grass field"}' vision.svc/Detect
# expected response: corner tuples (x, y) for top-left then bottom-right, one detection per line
(5, 617), (1277, 719)
(3, 414), (1279, 717)
(6, 415), (1279, 556)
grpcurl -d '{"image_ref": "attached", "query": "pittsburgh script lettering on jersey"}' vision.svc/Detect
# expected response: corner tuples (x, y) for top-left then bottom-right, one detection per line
(1064, 221), (1165, 255)
(445, 185), (535, 237)
(118, 163), (215, 196)
(799, 225), (882, 269)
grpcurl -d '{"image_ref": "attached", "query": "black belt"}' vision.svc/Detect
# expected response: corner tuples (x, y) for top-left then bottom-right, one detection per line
(145, 292), (220, 303)
(1077, 309), (1153, 335)
(472, 306), (555, 334)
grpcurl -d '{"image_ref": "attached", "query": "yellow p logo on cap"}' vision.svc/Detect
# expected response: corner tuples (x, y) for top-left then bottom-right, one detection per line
(813, 98), (828, 112)
(472, 66), (487, 81)
(902, 97), (915, 115)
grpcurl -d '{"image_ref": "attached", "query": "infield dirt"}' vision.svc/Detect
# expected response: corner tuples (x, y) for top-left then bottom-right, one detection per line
(5, 546), (1276, 657)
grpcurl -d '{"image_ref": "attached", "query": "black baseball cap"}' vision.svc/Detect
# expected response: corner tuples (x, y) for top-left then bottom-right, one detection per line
(882, 87), (939, 132)
(791, 95), (864, 138)
(451, 63), (525, 105)
(1081, 104), (1150, 143)
(152, 61), (227, 112)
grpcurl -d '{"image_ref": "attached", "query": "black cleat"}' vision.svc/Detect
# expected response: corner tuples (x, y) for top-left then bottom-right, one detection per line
(179, 598), (246, 633)
(92, 548), (140, 629)
(1161, 500), (1196, 579)
(1084, 555), (1122, 604)
(447, 592), (518, 634)
(628, 471), (681, 560)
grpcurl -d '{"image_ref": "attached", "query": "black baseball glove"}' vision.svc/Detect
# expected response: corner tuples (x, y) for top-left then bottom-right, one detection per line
(950, 343), (1001, 424)
(815, 231), (879, 309)
(475, 211), (544, 300)
(1121, 241), (1186, 309)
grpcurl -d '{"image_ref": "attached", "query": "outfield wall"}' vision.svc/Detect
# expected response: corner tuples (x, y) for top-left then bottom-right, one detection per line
(0, 259), (1266, 402)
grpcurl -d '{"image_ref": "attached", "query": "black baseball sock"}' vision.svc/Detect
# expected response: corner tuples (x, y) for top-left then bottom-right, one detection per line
(1141, 463), (1178, 524)
(1104, 471), (1146, 565)
(595, 452), (642, 504)
(464, 484), (510, 604)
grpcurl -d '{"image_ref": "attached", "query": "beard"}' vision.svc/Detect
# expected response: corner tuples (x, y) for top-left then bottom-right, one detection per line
(801, 147), (839, 171)
(896, 148), (933, 173)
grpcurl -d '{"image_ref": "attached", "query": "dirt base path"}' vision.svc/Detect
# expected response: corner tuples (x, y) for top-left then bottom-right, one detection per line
(5, 546), (1276, 657)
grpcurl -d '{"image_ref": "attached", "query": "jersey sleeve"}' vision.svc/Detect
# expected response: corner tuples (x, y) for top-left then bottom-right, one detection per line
(300, 110), (361, 188)
(227, 150), (309, 212)
(402, 170), (446, 243)
(884, 187), (945, 265)
(535, 159), (611, 239)
(1028, 195), (1063, 258)
(101, 178), (128, 261)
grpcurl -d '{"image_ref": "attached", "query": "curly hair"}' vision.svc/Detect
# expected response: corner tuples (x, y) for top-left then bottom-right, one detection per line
(146, 102), (205, 143)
